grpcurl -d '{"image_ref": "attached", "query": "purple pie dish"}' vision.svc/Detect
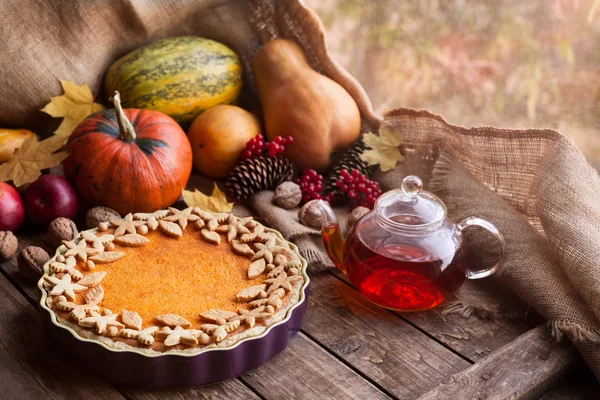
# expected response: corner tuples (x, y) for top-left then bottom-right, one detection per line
(39, 229), (311, 389)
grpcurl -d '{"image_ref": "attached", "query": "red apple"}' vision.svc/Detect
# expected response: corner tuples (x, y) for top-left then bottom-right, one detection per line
(0, 182), (25, 231)
(24, 175), (78, 227)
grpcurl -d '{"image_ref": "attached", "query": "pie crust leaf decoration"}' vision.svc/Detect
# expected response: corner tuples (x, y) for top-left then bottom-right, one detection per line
(62, 239), (101, 262)
(77, 271), (107, 287)
(248, 258), (266, 279)
(44, 274), (88, 300)
(110, 213), (146, 237)
(249, 288), (286, 310)
(201, 320), (240, 342)
(201, 229), (221, 245)
(163, 207), (199, 230)
(231, 306), (274, 328)
(239, 233), (259, 243)
(153, 313), (192, 328)
(231, 240), (254, 257)
(106, 326), (120, 337)
(158, 220), (183, 238)
(120, 326), (159, 345)
(252, 243), (276, 264)
(156, 326), (209, 346)
(113, 234), (149, 247)
(199, 309), (238, 326)
(49, 256), (83, 280)
(282, 260), (303, 271)
(89, 251), (126, 263)
(236, 284), (268, 302)
(81, 231), (115, 251)
(133, 210), (170, 231)
(79, 310), (124, 334)
(267, 265), (285, 279)
(273, 254), (288, 266)
(264, 272), (303, 294)
(85, 284), (105, 305)
(121, 309), (143, 330)
(54, 295), (99, 321)
(215, 215), (253, 242)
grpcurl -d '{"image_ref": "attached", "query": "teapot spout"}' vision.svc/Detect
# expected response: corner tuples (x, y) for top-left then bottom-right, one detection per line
(315, 200), (346, 273)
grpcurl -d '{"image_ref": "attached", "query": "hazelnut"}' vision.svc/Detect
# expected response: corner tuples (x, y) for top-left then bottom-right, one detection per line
(298, 200), (324, 228)
(18, 246), (49, 280)
(0, 231), (18, 261)
(85, 206), (121, 229)
(48, 217), (78, 248)
(347, 206), (369, 230)
(273, 182), (302, 209)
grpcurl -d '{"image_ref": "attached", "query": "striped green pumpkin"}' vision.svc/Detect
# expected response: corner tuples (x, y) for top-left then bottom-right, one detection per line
(105, 36), (243, 127)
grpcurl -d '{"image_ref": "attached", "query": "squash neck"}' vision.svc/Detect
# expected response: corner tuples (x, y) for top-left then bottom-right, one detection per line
(111, 91), (137, 141)
(258, 47), (309, 82)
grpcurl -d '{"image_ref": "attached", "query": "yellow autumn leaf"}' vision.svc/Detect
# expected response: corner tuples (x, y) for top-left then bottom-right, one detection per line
(41, 80), (104, 138)
(182, 184), (234, 213)
(360, 126), (404, 172)
(0, 135), (69, 187)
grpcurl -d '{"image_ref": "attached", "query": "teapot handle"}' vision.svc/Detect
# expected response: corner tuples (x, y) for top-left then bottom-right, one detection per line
(458, 217), (506, 279)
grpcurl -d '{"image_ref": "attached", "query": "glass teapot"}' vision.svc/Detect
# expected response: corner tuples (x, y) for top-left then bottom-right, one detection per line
(315, 175), (505, 312)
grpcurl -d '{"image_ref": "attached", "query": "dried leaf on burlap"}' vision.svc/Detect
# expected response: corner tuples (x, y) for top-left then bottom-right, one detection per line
(0, 135), (68, 186)
(182, 184), (233, 213)
(41, 80), (104, 138)
(360, 126), (404, 172)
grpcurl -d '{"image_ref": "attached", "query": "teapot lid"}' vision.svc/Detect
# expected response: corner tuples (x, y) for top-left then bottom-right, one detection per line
(375, 175), (447, 229)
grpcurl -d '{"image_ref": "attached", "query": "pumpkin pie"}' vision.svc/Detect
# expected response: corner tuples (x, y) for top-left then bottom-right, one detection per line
(40, 207), (307, 354)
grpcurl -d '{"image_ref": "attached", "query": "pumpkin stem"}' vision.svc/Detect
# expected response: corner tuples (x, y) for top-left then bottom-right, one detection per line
(111, 91), (137, 141)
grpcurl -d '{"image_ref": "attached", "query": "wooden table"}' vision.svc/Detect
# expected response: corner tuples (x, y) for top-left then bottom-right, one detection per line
(2, 208), (599, 399)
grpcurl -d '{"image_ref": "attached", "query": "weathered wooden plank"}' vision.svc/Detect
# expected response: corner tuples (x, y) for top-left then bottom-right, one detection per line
(241, 332), (390, 400)
(401, 307), (532, 361)
(417, 325), (580, 400)
(332, 269), (533, 362)
(0, 271), (125, 400)
(303, 272), (470, 398)
(539, 367), (600, 400)
(121, 379), (260, 400)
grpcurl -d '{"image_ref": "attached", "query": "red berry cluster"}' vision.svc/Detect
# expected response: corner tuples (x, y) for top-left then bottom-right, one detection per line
(294, 169), (324, 203)
(335, 169), (382, 210)
(240, 135), (294, 160)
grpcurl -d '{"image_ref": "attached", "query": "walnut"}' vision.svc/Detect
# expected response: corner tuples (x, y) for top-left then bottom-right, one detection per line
(347, 206), (369, 230)
(18, 246), (49, 280)
(48, 217), (78, 248)
(0, 231), (18, 261)
(85, 206), (121, 229)
(298, 200), (324, 228)
(273, 182), (302, 209)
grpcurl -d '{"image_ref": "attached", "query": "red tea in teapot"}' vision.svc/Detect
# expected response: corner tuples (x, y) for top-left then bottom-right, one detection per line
(323, 224), (467, 311)
(318, 175), (504, 312)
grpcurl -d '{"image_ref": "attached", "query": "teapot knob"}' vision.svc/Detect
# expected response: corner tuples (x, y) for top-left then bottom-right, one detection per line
(401, 175), (423, 197)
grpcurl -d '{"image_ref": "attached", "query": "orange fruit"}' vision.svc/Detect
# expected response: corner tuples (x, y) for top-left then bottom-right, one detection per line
(188, 105), (261, 178)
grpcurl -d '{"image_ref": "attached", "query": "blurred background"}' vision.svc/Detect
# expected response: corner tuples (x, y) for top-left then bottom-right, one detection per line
(305, 0), (600, 169)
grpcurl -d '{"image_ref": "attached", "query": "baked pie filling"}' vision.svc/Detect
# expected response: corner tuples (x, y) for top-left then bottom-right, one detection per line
(41, 207), (306, 354)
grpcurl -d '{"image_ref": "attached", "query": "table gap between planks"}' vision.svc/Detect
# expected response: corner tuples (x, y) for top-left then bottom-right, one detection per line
(1, 190), (598, 399)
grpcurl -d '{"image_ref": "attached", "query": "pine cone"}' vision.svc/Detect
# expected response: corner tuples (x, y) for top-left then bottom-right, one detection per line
(325, 139), (373, 204)
(226, 155), (296, 200)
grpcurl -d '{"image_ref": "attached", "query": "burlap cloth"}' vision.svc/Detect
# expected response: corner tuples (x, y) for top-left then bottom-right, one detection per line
(2, 0), (600, 381)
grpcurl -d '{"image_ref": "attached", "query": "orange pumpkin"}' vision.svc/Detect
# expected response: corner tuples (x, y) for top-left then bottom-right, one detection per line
(63, 92), (192, 215)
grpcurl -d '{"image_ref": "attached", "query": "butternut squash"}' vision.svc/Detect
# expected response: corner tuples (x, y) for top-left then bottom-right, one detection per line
(252, 39), (361, 171)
